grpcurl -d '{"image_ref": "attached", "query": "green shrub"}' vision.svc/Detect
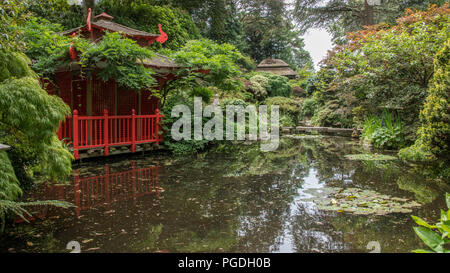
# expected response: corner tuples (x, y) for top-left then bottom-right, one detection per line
(189, 86), (215, 103)
(248, 74), (269, 100)
(161, 90), (220, 155)
(398, 145), (432, 161)
(401, 40), (450, 161)
(361, 111), (405, 149)
(302, 97), (318, 117)
(311, 100), (352, 128)
(97, 2), (201, 50)
(265, 97), (302, 127)
(265, 73), (292, 98)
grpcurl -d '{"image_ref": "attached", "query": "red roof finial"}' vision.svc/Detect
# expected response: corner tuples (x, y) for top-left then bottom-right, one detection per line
(156, 24), (168, 44)
(87, 8), (92, 31)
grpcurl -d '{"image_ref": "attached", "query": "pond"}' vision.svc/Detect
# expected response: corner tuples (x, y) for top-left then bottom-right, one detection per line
(1, 136), (449, 253)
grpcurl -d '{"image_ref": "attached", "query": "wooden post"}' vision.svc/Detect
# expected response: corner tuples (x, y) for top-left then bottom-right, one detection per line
(155, 108), (160, 144)
(131, 109), (136, 153)
(103, 109), (109, 156)
(73, 110), (79, 160)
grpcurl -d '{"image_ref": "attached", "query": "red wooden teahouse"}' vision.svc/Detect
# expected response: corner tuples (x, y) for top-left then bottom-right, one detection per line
(45, 11), (177, 159)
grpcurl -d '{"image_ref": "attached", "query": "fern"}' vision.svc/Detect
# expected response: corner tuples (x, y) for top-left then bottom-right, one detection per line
(0, 199), (74, 232)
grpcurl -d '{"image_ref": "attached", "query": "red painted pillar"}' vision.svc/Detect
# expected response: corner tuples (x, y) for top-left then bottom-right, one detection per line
(74, 170), (81, 217)
(103, 109), (109, 156)
(155, 109), (160, 144)
(104, 164), (111, 209)
(57, 121), (63, 141)
(131, 109), (136, 153)
(73, 110), (79, 160)
(131, 161), (137, 201)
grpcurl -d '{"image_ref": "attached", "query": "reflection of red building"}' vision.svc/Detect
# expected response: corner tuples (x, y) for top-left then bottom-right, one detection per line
(15, 163), (161, 223)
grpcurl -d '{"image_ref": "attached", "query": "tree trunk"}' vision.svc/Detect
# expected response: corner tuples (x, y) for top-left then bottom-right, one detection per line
(363, 0), (374, 26)
(83, 0), (96, 20)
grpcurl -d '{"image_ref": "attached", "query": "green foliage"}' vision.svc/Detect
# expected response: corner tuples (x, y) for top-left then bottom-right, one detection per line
(160, 90), (212, 155)
(411, 193), (450, 253)
(361, 111), (405, 149)
(293, 0), (447, 42)
(25, 0), (84, 29)
(302, 97), (318, 117)
(0, 76), (72, 180)
(18, 17), (72, 76)
(97, 1), (201, 50)
(77, 32), (157, 91)
(240, 0), (312, 69)
(305, 75), (320, 96)
(0, 199), (74, 232)
(398, 145), (432, 162)
(20, 19), (158, 91)
(0, 151), (22, 201)
(0, 4), (74, 227)
(311, 99), (353, 128)
(189, 86), (214, 103)
(248, 74), (269, 100)
(264, 73), (292, 98)
(289, 65), (314, 90)
(344, 153), (397, 161)
(0, 51), (34, 82)
(265, 97), (303, 127)
(402, 40), (450, 161)
(167, 39), (244, 91)
(311, 5), (449, 131)
(0, 0), (27, 52)
(247, 72), (292, 98)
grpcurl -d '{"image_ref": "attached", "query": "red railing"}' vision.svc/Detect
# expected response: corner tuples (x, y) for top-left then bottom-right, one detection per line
(57, 109), (163, 159)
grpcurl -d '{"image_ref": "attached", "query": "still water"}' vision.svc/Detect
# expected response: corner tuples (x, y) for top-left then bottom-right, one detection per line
(1, 136), (449, 253)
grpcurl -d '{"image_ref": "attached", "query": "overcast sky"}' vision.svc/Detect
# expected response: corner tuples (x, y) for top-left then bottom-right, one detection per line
(301, 28), (333, 70)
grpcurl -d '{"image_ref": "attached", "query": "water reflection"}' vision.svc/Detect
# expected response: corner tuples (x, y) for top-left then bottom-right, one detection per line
(2, 136), (449, 253)
(15, 163), (161, 222)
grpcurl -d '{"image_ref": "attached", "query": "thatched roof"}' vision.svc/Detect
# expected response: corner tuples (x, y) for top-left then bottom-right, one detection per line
(256, 58), (297, 78)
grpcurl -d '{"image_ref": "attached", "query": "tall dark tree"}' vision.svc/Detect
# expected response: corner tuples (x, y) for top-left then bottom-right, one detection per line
(240, 0), (312, 68)
(293, 0), (447, 35)
(83, 0), (96, 18)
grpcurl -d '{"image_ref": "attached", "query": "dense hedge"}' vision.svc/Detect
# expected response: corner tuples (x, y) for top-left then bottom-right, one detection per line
(399, 40), (450, 161)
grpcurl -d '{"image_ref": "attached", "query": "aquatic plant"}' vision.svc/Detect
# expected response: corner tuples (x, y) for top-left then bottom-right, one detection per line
(344, 154), (397, 161)
(303, 187), (421, 216)
(411, 193), (450, 253)
(361, 111), (405, 149)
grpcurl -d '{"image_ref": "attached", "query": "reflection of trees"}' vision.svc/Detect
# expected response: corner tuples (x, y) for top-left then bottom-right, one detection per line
(290, 202), (348, 253)
(396, 170), (450, 205)
(329, 215), (423, 253)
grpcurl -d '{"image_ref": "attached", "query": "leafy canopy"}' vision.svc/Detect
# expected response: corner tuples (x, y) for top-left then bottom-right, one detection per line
(77, 32), (157, 91)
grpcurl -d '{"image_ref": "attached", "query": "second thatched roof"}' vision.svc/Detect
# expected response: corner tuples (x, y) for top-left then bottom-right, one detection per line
(255, 58), (297, 78)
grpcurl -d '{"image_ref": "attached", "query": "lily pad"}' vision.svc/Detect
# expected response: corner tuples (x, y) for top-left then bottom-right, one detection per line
(344, 153), (397, 161)
(283, 134), (323, 139)
(301, 187), (421, 216)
